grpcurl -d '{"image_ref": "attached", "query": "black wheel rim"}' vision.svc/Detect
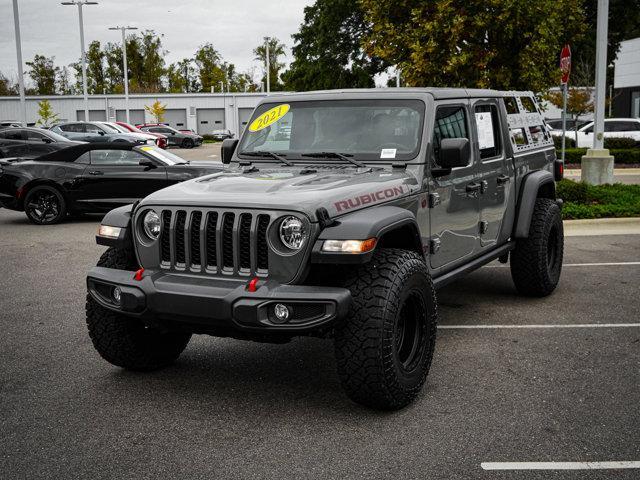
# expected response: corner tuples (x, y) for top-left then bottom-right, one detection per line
(394, 290), (427, 373)
(26, 190), (60, 223)
(547, 225), (559, 269)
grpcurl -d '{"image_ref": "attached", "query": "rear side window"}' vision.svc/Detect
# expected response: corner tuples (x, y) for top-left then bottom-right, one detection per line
(510, 128), (528, 146)
(0, 129), (23, 140)
(61, 123), (84, 133)
(504, 97), (519, 114)
(474, 105), (502, 159)
(432, 105), (469, 167)
(520, 97), (538, 113)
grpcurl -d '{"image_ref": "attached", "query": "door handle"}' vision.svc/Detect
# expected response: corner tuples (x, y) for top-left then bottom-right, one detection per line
(466, 182), (481, 194)
(497, 175), (510, 185)
(88, 170), (103, 176)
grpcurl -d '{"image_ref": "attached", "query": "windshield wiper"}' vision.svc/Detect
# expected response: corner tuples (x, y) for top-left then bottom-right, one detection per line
(238, 150), (293, 166)
(301, 152), (365, 168)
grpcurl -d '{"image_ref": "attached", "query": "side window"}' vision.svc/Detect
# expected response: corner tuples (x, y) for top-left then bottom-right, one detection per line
(432, 105), (469, 167)
(2, 129), (24, 140)
(90, 150), (147, 166)
(474, 104), (502, 159)
(75, 152), (91, 164)
(67, 123), (85, 133)
(504, 97), (519, 114)
(520, 97), (537, 113)
(26, 131), (46, 141)
(85, 124), (103, 134)
(510, 128), (528, 146)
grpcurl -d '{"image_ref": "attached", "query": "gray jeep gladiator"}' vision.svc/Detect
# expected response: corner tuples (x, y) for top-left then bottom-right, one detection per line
(86, 89), (564, 410)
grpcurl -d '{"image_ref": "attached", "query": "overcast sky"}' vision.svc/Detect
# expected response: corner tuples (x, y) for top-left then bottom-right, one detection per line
(0, 0), (314, 85)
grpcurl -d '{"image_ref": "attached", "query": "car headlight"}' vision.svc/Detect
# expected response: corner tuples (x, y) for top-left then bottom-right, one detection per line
(279, 216), (306, 250)
(143, 210), (161, 240)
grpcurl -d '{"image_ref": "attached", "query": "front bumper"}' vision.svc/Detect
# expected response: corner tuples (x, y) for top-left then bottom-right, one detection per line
(87, 267), (351, 334)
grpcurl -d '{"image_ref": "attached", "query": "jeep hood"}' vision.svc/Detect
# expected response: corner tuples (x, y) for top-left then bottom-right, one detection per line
(139, 165), (420, 221)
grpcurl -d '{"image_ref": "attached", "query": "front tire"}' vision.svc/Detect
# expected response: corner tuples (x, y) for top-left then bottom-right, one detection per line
(510, 198), (564, 297)
(334, 248), (438, 410)
(24, 185), (67, 225)
(181, 138), (194, 149)
(86, 247), (191, 371)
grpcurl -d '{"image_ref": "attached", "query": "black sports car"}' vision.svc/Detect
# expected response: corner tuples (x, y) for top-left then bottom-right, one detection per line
(0, 127), (83, 158)
(0, 143), (224, 225)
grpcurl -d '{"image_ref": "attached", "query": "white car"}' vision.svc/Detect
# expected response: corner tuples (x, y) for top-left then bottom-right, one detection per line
(570, 118), (640, 148)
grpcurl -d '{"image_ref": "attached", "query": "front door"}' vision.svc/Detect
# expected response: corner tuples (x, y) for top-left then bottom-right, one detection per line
(471, 99), (513, 247)
(429, 101), (480, 269)
(76, 149), (168, 210)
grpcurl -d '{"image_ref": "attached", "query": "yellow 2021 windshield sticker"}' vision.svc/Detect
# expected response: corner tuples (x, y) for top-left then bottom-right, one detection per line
(248, 104), (290, 132)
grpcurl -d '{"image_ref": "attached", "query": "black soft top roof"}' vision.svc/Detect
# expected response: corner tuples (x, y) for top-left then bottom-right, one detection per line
(35, 142), (137, 162)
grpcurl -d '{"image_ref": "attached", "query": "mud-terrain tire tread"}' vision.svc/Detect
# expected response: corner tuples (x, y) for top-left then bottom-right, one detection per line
(334, 248), (437, 410)
(510, 198), (564, 297)
(86, 247), (191, 371)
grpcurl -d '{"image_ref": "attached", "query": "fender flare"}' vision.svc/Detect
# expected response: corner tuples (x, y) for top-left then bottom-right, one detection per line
(514, 170), (556, 238)
(312, 206), (423, 264)
(96, 204), (135, 248)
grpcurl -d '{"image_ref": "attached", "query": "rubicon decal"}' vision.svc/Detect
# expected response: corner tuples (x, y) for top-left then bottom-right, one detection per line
(334, 185), (407, 213)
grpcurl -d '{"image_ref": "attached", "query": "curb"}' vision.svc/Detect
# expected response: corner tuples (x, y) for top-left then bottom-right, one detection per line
(563, 217), (640, 236)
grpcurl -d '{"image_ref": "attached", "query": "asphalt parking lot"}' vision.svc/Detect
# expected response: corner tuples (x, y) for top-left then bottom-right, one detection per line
(1, 208), (639, 479)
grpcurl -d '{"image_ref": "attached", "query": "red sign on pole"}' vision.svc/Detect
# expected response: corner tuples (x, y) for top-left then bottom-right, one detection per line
(560, 44), (571, 85)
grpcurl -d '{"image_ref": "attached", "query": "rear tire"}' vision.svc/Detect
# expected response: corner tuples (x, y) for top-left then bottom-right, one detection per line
(24, 185), (67, 225)
(334, 248), (438, 410)
(510, 198), (564, 297)
(86, 247), (191, 371)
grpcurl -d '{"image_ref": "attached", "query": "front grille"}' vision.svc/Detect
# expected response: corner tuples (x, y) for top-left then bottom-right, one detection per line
(158, 209), (271, 277)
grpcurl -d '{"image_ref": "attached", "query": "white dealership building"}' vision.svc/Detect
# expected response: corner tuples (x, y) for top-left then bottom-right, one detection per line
(0, 92), (268, 135)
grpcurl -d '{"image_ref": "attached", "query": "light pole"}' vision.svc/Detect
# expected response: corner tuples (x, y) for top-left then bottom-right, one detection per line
(11, 0), (26, 126)
(264, 36), (270, 93)
(582, 0), (614, 185)
(108, 26), (137, 124)
(62, 1), (98, 121)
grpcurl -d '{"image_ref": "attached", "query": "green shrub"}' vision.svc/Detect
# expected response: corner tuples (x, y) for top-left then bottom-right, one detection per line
(604, 137), (638, 149)
(557, 179), (640, 219)
(202, 134), (221, 142)
(562, 148), (640, 165)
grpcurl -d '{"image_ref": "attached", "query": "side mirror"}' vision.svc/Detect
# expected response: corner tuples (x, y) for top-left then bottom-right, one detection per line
(438, 138), (470, 170)
(98, 131), (105, 136)
(139, 159), (156, 169)
(221, 138), (239, 164)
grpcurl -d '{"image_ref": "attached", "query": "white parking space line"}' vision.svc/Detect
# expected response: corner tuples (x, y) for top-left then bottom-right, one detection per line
(486, 261), (640, 268)
(481, 461), (640, 470)
(439, 323), (640, 330)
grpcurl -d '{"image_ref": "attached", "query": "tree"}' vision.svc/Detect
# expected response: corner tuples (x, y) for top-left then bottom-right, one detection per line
(26, 55), (59, 95)
(145, 100), (167, 123)
(254, 37), (286, 91)
(194, 43), (226, 92)
(283, 0), (386, 91)
(360, 0), (586, 92)
(36, 99), (60, 127)
(0, 72), (18, 96)
(56, 66), (74, 95)
(167, 58), (199, 93)
(545, 88), (593, 143)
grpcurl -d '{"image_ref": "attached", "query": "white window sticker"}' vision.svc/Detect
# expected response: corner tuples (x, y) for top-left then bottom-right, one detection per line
(380, 148), (397, 159)
(475, 112), (495, 150)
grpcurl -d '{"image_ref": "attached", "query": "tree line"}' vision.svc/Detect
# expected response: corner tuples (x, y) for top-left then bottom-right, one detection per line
(1, 0), (639, 97)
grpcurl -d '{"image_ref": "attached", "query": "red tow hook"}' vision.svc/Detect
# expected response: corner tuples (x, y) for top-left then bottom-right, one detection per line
(134, 268), (145, 281)
(247, 277), (259, 292)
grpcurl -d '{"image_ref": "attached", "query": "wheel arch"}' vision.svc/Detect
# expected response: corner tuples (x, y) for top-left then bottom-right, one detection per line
(513, 170), (556, 238)
(19, 179), (69, 210)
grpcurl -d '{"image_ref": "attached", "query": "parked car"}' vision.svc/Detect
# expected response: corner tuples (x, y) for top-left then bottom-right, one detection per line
(50, 122), (154, 145)
(115, 121), (168, 149)
(178, 128), (196, 134)
(558, 118), (640, 148)
(210, 129), (235, 141)
(0, 121), (22, 128)
(0, 127), (83, 158)
(137, 124), (203, 148)
(0, 143), (223, 225)
(88, 89), (564, 410)
(546, 118), (589, 135)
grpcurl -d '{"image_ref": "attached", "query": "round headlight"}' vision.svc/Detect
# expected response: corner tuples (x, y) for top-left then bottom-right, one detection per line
(279, 216), (306, 250)
(143, 210), (161, 240)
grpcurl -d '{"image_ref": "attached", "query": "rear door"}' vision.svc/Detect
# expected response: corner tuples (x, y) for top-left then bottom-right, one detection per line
(429, 100), (480, 269)
(76, 149), (168, 209)
(0, 129), (27, 157)
(471, 99), (513, 247)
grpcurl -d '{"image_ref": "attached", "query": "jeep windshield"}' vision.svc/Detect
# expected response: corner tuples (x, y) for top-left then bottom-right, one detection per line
(238, 99), (425, 162)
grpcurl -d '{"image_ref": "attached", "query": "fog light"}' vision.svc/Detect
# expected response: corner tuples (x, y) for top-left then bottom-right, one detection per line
(112, 286), (122, 304)
(273, 303), (290, 322)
